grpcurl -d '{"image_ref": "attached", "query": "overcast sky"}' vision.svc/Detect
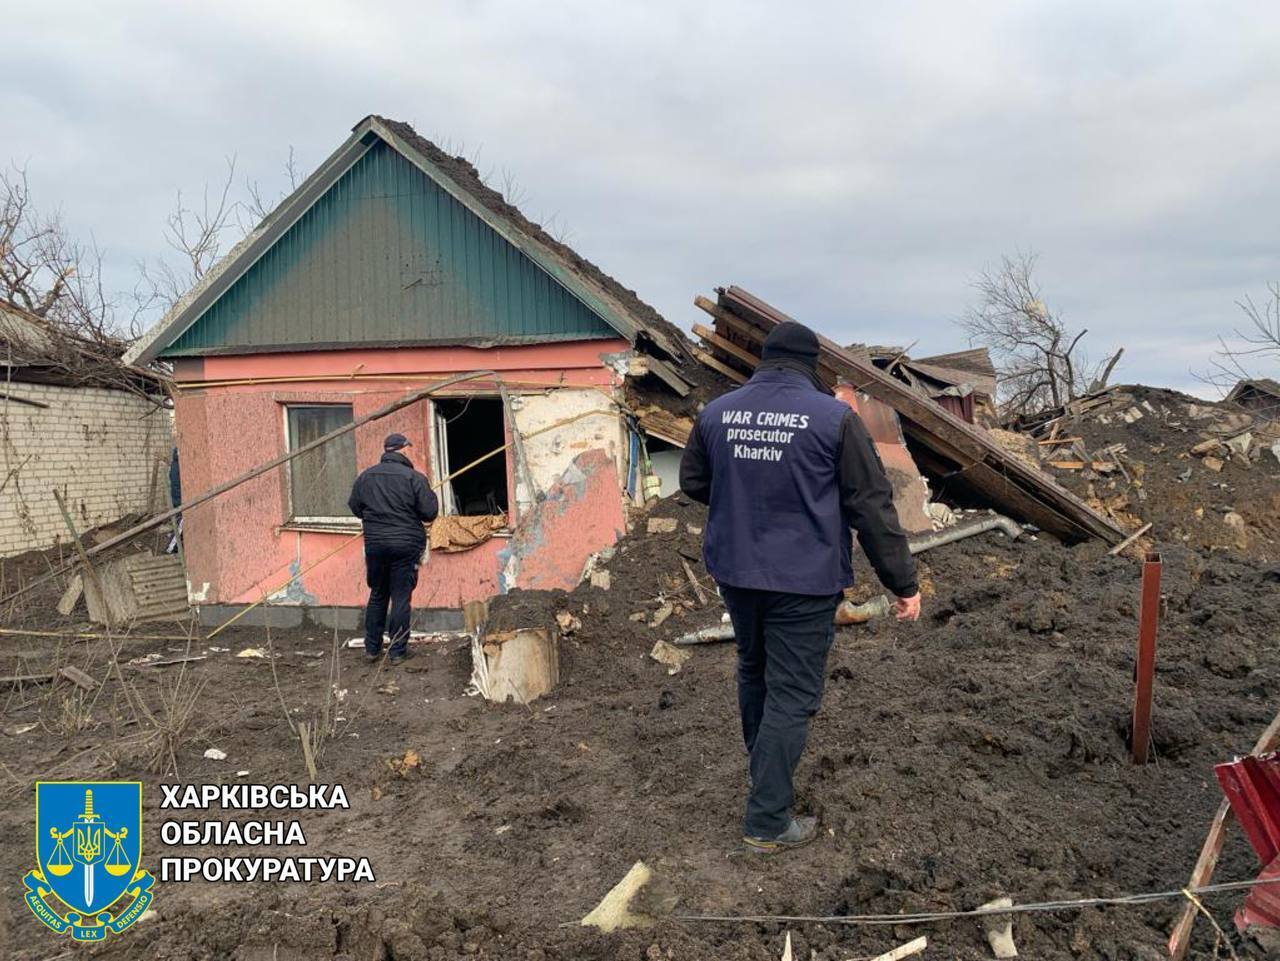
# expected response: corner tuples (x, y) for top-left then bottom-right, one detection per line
(8, 1), (1280, 395)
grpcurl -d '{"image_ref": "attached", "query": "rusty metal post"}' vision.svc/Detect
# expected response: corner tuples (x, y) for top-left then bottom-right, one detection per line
(1132, 552), (1162, 764)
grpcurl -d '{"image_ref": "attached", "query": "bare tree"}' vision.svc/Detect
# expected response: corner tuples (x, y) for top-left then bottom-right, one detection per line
(962, 252), (1122, 417)
(1202, 281), (1280, 393)
(138, 150), (301, 315)
(0, 164), (118, 343)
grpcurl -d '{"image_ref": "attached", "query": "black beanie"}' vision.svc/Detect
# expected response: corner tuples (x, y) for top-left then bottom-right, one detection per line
(760, 322), (820, 369)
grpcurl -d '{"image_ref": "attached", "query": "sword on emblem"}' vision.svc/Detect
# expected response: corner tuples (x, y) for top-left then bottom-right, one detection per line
(71, 790), (104, 908)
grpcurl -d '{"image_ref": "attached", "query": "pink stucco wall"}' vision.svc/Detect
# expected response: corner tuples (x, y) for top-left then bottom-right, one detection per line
(174, 341), (629, 610)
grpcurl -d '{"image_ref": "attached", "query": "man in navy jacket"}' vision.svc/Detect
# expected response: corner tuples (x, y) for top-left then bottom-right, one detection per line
(680, 321), (920, 853)
(348, 433), (438, 664)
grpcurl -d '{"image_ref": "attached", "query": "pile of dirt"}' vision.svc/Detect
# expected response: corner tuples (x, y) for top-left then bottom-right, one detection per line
(2, 526), (1266, 960)
(488, 494), (718, 645)
(1023, 386), (1280, 561)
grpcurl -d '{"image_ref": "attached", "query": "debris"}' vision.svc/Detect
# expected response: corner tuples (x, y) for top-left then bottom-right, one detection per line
(650, 640), (692, 674)
(650, 603), (674, 627)
(629, 611), (648, 622)
(343, 631), (468, 649)
(236, 770), (250, 776)
(377, 681), (400, 696)
(647, 517), (679, 534)
(1202, 455), (1225, 473)
(980, 897), (1017, 958)
(4, 722), (38, 736)
(673, 623), (735, 645)
(781, 930), (793, 961)
(1177, 467), (1193, 483)
(1226, 432), (1253, 458)
(834, 595), (892, 625)
(680, 559), (708, 606)
(474, 628), (560, 703)
(908, 514), (1022, 555)
(1191, 437), (1224, 457)
(555, 611), (582, 635)
(236, 647), (267, 658)
(686, 524), (702, 535)
(56, 574), (83, 616)
(128, 655), (208, 669)
(580, 861), (654, 931)
(388, 749), (421, 776)
(203, 748), (227, 761)
(590, 570), (612, 591)
(1168, 708), (1280, 959)
(1106, 522), (1154, 557)
(925, 501), (958, 529)
(57, 665), (97, 691)
(866, 935), (929, 961)
(1272, 441), (1280, 466)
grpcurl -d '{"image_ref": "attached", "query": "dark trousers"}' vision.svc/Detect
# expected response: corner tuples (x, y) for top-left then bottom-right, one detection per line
(363, 543), (421, 657)
(719, 583), (841, 838)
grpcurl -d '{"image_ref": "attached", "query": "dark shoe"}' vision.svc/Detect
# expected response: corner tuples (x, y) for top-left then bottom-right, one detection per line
(363, 650), (381, 665)
(388, 649), (414, 666)
(743, 816), (818, 854)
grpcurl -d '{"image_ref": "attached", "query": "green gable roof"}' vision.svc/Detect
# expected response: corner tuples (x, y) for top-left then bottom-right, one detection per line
(163, 140), (615, 356)
(127, 117), (685, 365)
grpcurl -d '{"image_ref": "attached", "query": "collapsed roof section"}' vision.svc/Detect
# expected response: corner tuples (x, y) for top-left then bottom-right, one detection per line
(1, 303), (166, 394)
(692, 286), (1125, 545)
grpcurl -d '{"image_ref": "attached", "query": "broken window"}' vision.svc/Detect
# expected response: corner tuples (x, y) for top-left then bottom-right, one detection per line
(285, 405), (356, 520)
(432, 397), (509, 518)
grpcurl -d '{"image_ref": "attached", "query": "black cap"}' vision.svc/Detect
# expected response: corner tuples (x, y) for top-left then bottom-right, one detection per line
(760, 322), (820, 370)
(384, 433), (411, 451)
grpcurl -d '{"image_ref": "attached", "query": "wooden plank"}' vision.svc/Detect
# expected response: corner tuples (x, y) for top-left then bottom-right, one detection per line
(692, 323), (761, 370)
(1168, 706), (1280, 959)
(690, 347), (748, 385)
(1037, 436), (1083, 445)
(1108, 522), (1153, 557)
(53, 489), (114, 631)
(717, 286), (1125, 545)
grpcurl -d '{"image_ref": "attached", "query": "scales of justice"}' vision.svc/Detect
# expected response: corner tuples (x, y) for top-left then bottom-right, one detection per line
(44, 788), (131, 909)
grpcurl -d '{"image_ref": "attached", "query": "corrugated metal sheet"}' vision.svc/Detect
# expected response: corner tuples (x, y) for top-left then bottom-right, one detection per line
(163, 141), (616, 356)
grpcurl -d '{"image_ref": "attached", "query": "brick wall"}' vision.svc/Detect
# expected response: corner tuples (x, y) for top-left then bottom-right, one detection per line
(0, 382), (174, 558)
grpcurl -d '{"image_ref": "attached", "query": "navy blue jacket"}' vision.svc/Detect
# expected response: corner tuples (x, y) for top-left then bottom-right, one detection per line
(348, 452), (438, 552)
(679, 367), (917, 597)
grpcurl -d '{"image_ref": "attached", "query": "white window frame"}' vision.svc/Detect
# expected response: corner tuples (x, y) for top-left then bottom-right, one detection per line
(430, 395), (513, 523)
(282, 403), (360, 527)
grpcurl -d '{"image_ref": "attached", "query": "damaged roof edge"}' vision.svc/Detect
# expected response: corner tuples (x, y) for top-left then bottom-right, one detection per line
(126, 116), (685, 369)
(714, 285), (1126, 545)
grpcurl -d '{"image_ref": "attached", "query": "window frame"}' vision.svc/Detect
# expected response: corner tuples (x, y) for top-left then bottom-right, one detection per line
(429, 394), (515, 525)
(282, 403), (360, 527)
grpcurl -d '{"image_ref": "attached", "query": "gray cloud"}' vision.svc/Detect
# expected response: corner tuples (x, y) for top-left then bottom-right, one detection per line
(7, 0), (1280, 394)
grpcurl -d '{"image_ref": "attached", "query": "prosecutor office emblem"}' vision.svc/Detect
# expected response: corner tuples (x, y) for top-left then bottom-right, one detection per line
(23, 781), (155, 941)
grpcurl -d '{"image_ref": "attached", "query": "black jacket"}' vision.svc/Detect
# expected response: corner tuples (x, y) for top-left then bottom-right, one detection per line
(348, 452), (438, 551)
(680, 393), (917, 599)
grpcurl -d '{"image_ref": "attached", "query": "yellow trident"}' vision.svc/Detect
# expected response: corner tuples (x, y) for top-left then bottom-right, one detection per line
(46, 789), (131, 909)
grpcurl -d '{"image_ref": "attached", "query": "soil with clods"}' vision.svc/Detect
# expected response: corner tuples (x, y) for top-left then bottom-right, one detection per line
(3, 490), (1280, 960)
(1035, 385), (1280, 562)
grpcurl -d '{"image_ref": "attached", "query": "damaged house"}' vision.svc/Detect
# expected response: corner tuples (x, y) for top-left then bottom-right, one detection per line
(124, 116), (693, 624)
(1, 303), (172, 558)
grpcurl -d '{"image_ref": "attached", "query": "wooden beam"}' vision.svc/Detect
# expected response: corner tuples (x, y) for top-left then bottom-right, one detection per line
(692, 323), (761, 370)
(690, 347), (747, 385)
(1168, 706), (1280, 959)
(0, 369), (496, 607)
(53, 489), (114, 631)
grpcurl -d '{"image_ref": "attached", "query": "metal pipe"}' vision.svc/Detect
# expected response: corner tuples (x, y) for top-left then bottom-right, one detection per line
(907, 514), (1023, 555)
(1132, 552), (1162, 764)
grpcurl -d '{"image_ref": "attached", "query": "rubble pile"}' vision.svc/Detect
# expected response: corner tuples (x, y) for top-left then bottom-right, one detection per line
(1010, 385), (1280, 559)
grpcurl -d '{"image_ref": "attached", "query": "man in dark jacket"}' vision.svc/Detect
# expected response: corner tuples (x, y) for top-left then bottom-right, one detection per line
(679, 321), (921, 853)
(348, 433), (439, 664)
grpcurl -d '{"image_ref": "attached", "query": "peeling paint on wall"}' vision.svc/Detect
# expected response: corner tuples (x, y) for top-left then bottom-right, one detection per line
(497, 447), (625, 594)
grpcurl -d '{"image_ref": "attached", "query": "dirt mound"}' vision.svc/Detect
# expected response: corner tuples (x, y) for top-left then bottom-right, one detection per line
(489, 494), (716, 645)
(1027, 386), (1280, 561)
